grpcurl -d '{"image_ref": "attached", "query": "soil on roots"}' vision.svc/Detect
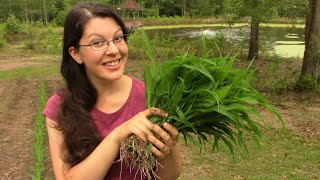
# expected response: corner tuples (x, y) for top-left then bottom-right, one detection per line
(119, 135), (159, 180)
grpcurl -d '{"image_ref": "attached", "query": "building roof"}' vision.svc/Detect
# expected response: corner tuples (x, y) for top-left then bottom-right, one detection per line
(118, 0), (144, 10)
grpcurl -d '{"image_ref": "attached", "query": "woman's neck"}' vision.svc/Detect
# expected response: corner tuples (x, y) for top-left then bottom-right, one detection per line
(94, 75), (133, 113)
(95, 75), (129, 96)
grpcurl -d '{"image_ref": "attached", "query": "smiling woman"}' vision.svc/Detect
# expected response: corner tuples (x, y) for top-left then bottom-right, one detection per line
(42, 2), (182, 180)
(68, 17), (129, 83)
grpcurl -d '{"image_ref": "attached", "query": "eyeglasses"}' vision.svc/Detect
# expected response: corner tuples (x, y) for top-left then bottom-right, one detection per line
(79, 34), (127, 51)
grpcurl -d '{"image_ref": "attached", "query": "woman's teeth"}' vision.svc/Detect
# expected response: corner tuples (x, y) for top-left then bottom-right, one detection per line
(105, 60), (120, 66)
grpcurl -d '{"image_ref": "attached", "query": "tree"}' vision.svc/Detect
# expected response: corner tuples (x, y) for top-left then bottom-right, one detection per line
(277, 0), (308, 19)
(248, 0), (259, 60)
(225, 0), (277, 60)
(297, 0), (320, 91)
(43, 0), (48, 25)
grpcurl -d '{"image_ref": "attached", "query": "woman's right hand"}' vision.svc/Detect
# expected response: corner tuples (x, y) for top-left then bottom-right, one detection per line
(112, 107), (168, 143)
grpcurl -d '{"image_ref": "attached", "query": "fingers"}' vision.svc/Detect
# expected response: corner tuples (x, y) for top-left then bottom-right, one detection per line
(133, 107), (168, 141)
(147, 135), (168, 159)
(148, 123), (179, 160)
(150, 145), (165, 159)
(130, 124), (151, 142)
(153, 125), (173, 144)
(163, 123), (179, 141)
(141, 107), (168, 118)
(121, 108), (170, 145)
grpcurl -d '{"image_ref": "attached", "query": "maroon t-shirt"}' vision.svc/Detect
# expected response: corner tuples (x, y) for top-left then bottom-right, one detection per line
(42, 77), (148, 180)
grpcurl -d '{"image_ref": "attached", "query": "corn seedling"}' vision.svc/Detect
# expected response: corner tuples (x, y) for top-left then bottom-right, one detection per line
(120, 31), (284, 180)
(32, 79), (47, 180)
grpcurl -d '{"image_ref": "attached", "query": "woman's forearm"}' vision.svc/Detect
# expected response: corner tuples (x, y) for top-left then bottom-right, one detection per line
(63, 131), (120, 180)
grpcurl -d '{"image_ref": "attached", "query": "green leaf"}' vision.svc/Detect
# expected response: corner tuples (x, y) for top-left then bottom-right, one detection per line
(182, 130), (203, 149)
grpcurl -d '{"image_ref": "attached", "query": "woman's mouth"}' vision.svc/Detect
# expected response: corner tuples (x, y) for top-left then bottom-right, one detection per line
(104, 59), (120, 67)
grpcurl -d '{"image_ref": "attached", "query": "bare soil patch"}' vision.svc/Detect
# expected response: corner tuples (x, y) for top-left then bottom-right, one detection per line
(269, 91), (320, 139)
(0, 78), (38, 180)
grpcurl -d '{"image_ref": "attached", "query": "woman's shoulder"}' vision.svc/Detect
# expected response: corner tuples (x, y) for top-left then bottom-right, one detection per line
(47, 92), (64, 106)
(131, 76), (145, 89)
(42, 91), (64, 121)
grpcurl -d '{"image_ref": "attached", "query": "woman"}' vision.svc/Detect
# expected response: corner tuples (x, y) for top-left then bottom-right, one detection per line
(43, 2), (182, 180)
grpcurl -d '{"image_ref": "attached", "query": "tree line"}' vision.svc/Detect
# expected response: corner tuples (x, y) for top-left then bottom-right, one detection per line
(0, 0), (308, 24)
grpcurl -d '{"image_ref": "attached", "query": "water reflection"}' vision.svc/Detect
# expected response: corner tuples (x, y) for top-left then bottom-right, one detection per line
(145, 25), (305, 58)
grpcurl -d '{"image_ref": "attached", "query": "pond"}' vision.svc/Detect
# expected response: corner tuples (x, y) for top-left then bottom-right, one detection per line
(144, 24), (305, 58)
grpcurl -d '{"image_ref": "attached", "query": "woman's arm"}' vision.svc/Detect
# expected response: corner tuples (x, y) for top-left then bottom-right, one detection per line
(46, 108), (167, 180)
(156, 144), (182, 180)
(46, 118), (120, 180)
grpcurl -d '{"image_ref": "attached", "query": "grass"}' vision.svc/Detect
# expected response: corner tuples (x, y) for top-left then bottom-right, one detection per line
(32, 78), (48, 180)
(0, 65), (59, 80)
(178, 130), (320, 179)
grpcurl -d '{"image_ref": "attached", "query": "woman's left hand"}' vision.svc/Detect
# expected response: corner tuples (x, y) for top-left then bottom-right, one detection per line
(147, 122), (179, 162)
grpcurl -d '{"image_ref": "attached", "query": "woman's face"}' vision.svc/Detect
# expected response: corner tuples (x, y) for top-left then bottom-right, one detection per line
(69, 17), (128, 84)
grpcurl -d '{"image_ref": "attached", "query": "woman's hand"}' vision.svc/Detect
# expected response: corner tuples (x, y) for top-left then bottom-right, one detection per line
(112, 107), (168, 143)
(147, 122), (179, 162)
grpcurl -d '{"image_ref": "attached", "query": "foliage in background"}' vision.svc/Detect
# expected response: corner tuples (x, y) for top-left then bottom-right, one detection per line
(0, 0), (308, 23)
(4, 14), (21, 42)
(128, 28), (231, 62)
(23, 24), (61, 54)
(0, 24), (5, 47)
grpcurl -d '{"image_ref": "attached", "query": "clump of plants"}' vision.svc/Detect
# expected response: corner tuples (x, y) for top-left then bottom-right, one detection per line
(23, 24), (61, 54)
(120, 32), (284, 179)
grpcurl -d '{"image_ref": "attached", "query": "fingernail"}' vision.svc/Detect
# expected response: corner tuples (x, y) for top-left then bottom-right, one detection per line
(164, 113), (169, 117)
(147, 135), (153, 140)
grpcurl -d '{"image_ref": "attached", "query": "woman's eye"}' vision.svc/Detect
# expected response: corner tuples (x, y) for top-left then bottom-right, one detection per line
(91, 40), (104, 46)
(113, 35), (123, 42)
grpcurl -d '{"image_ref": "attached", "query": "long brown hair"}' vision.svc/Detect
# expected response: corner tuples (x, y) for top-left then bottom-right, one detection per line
(57, 2), (128, 166)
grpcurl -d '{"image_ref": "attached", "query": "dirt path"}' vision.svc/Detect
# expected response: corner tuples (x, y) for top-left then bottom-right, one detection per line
(0, 55), (49, 71)
(0, 78), (38, 179)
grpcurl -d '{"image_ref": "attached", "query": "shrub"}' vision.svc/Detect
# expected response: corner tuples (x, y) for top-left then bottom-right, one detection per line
(5, 14), (20, 34)
(0, 38), (6, 48)
(295, 75), (318, 92)
(4, 14), (21, 42)
(52, 10), (68, 26)
(22, 24), (61, 54)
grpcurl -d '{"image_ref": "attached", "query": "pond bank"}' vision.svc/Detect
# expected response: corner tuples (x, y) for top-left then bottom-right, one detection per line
(142, 23), (305, 30)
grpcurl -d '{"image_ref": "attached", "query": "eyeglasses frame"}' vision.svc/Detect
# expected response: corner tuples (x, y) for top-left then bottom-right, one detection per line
(79, 34), (128, 51)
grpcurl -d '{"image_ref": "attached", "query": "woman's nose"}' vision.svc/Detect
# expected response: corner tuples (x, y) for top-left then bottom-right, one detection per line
(105, 42), (120, 55)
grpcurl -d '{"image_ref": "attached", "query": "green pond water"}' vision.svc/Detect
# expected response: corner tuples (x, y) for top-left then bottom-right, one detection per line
(144, 24), (305, 58)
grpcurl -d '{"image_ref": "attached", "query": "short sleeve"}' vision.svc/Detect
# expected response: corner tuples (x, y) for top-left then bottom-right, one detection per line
(42, 93), (62, 121)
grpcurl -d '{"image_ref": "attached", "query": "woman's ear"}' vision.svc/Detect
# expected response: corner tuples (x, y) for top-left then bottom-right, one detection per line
(69, 47), (83, 64)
